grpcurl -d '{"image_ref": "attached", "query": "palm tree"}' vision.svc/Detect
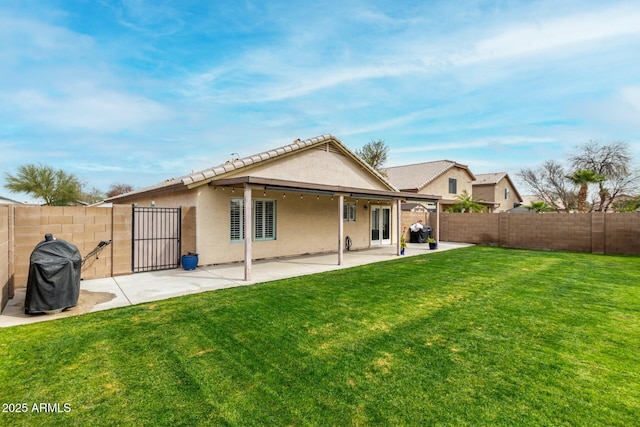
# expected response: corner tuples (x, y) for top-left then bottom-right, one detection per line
(447, 190), (487, 213)
(525, 201), (554, 213)
(565, 170), (605, 213)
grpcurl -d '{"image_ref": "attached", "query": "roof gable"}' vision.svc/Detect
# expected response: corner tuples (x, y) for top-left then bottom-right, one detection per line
(473, 172), (507, 185)
(107, 135), (396, 201)
(382, 160), (475, 192)
(184, 134), (395, 191)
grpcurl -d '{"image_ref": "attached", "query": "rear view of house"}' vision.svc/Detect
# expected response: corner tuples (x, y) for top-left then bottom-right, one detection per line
(108, 135), (439, 279)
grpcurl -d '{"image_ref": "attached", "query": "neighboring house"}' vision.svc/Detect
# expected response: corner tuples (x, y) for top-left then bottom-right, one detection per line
(401, 203), (433, 213)
(107, 135), (439, 279)
(472, 172), (523, 212)
(382, 160), (476, 212)
(0, 195), (24, 205)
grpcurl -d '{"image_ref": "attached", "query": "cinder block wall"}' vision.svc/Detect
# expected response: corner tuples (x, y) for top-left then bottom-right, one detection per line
(507, 213), (592, 252)
(606, 213), (640, 254)
(12, 206), (120, 288)
(440, 212), (640, 255)
(439, 213), (500, 244)
(111, 205), (133, 276)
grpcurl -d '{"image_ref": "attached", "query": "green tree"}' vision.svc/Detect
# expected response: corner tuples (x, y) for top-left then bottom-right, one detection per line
(446, 190), (487, 213)
(4, 164), (82, 205)
(524, 201), (555, 213)
(356, 139), (389, 172)
(613, 196), (640, 212)
(565, 169), (605, 212)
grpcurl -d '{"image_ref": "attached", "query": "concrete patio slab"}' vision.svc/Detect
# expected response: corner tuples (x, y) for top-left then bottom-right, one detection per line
(0, 242), (472, 328)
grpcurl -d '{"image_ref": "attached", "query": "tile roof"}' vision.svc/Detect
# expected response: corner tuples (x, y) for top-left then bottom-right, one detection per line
(473, 172), (507, 185)
(182, 134), (340, 186)
(382, 160), (474, 192)
(107, 134), (396, 201)
(0, 195), (24, 204)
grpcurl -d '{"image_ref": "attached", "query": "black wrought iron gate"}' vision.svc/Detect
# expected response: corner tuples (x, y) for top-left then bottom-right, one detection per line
(132, 206), (182, 273)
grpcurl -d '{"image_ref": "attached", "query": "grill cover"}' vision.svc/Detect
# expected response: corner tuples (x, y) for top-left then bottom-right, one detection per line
(24, 237), (82, 314)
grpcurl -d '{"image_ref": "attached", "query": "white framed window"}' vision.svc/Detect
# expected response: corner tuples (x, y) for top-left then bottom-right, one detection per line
(504, 188), (510, 200)
(230, 199), (277, 242)
(343, 202), (357, 222)
(254, 199), (276, 240)
(230, 199), (245, 241)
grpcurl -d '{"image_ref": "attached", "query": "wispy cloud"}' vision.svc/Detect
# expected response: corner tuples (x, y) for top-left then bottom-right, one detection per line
(442, 4), (639, 66)
(393, 136), (557, 153)
(0, 15), (94, 63)
(6, 84), (172, 132)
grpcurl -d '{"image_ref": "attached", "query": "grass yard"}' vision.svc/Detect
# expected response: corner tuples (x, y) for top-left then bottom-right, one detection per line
(1, 246), (639, 426)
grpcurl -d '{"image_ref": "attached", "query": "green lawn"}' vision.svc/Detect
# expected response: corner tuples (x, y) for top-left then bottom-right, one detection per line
(1, 246), (639, 426)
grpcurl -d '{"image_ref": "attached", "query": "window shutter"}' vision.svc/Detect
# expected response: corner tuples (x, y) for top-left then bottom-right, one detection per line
(230, 199), (244, 241)
(264, 200), (276, 239)
(254, 200), (264, 239)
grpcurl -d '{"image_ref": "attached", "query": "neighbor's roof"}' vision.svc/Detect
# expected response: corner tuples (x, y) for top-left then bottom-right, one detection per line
(107, 134), (399, 202)
(473, 172), (508, 185)
(473, 172), (523, 202)
(382, 160), (475, 192)
(0, 195), (24, 204)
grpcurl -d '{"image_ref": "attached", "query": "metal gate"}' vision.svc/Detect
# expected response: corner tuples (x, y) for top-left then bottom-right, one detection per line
(132, 206), (181, 273)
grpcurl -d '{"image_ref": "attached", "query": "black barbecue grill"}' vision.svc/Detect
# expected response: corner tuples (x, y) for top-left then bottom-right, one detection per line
(24, 234), (112, 315)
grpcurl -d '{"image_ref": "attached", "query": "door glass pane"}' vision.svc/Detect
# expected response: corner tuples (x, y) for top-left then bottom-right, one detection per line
(371, 208), (380, 241)
(382, 208), (390, 240)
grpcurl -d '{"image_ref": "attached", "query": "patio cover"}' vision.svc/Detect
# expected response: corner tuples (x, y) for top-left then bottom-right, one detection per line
(211, 176), (441, 280)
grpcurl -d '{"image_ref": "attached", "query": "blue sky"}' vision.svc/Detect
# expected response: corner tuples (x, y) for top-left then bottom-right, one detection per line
(1, 0), (639, 203)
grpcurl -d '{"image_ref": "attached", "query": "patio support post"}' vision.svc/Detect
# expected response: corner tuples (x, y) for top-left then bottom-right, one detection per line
(244, 184), (252, 281)
(396, 199), (402, 255)
(338, 194), (344, 265)
(436, 200), (440, 242)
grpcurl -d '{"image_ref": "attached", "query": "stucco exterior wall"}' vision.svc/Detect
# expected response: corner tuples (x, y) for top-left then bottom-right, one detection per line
(474, 179), (521, 212)
(496, 180), (519, 211)
(225, 146), (387, 190)
(1, 206), (10, 310)
(420, 167), (474, 208)
(472, 185), (494, 205)
(195, 187), (373, 265)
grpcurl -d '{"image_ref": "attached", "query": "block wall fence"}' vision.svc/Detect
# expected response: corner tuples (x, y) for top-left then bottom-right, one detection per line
(440, 212), (640, 255)
(1, 205), (196, 311)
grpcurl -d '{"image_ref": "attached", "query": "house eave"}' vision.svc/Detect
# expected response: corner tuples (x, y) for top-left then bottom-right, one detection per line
(210, 176), (440, 202)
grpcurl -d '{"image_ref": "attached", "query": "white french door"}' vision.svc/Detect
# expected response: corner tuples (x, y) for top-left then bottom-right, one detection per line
(370, 206), (391, 245)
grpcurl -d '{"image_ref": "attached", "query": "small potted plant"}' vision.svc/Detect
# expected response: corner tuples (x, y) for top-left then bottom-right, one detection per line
(400, 231), (407, 255)
(427, 237), (437, 250)
(181, 252), (199, 270)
